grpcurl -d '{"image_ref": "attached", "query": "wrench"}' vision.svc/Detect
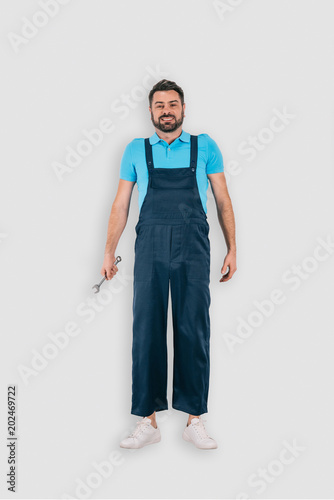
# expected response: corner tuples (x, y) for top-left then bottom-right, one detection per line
(92, 256), (122, 293)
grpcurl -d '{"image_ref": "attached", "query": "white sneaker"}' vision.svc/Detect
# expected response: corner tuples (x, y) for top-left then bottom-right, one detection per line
(182, 416), (218, 449)
(120, 417), (161, 449)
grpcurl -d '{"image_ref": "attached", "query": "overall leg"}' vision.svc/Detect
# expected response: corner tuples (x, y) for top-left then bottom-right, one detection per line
(131, 225), (170, 416)
(170, 223), (211, 415)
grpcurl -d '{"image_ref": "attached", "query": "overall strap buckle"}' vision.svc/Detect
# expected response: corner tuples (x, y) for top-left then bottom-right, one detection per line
(144, 138), (154, 172)
(190, 135), (198, 171)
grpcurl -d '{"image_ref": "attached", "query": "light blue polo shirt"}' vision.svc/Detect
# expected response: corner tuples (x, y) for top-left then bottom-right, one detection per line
(119, 130), (224, 214)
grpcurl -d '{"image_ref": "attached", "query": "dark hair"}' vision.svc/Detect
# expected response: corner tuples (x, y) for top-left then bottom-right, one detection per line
(149, 79), (184, 107)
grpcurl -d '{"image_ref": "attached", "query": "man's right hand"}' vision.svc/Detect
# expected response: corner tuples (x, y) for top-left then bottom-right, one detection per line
(101, 253), (119, 280)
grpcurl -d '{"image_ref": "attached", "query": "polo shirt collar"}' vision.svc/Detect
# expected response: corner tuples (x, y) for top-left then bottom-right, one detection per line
(149, 129), (190, 145)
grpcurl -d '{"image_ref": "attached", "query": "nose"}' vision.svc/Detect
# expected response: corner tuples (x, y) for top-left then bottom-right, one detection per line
(162, 105), (173, 114)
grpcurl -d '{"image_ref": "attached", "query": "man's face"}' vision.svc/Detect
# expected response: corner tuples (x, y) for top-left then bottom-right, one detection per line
(150, 90), (185, 133)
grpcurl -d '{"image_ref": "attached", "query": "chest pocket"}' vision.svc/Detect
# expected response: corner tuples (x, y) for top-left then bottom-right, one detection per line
(150, 168), (194, 190)
(151, 172), (197, 216)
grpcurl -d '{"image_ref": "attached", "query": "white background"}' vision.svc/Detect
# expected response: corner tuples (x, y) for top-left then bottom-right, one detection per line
(1, 0), (334, 498)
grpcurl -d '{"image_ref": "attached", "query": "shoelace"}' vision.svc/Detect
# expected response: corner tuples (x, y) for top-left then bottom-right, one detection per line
(192, 417), (211, 440)
(129, 419), (151, 438)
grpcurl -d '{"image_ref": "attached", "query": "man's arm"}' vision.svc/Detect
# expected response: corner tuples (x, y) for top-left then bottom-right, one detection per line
(101, 179), (135, 280)
(207, 172), (237, 282)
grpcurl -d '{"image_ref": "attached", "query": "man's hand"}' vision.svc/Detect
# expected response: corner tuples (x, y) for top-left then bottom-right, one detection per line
(101, 179), (134, 280)
(101, 253), (119, 280)
(208, 172), (237, 282)
(220, 251), (237, 282)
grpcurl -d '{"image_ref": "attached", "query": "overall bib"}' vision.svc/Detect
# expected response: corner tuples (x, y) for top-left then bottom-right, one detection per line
(131, 135), (211, 417)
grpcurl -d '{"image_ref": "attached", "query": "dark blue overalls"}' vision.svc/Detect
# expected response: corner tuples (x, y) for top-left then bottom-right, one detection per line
(131, 135), (211, 417)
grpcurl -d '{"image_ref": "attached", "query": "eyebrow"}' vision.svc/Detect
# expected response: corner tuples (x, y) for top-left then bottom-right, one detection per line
(154, 100), (179, 105)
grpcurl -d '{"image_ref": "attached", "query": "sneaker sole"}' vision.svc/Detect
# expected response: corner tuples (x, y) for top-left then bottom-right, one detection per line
(120, 433), (161, 449)
(182, 429), (218, 449)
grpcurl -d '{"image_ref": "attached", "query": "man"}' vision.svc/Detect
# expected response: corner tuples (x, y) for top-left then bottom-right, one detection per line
(101, 79), (236, 450)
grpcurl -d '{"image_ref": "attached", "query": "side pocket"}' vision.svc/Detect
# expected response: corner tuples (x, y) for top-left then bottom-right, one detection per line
(186, 225), (210, 281)
(134, 226), (153, 282)
(198, 224), (210, 238)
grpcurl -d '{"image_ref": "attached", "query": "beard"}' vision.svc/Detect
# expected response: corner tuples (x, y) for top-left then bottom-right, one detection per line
(151, 110), (184, 133)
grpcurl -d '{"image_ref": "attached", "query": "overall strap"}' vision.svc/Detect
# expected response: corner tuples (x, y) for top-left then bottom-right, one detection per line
(144, 138), (154, 172)
(145, 136), (197, 171)
(190, 135), (198, 171)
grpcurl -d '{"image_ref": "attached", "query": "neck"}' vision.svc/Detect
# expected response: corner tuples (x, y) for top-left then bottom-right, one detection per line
(154, 126), (183, 145)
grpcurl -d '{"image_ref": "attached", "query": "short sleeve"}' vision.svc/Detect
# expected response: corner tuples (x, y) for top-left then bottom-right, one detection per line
(205, 134), (224, 174)
(119, 141), (137, 182)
